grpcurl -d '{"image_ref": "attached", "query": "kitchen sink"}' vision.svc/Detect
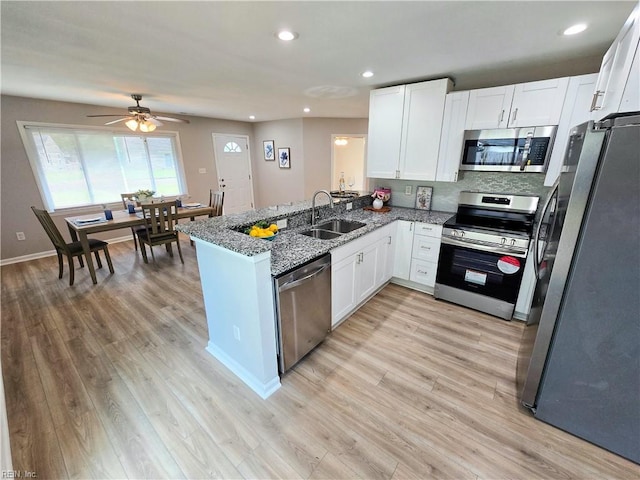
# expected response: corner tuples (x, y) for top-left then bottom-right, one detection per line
(300, 229), (343, 240)
(315, 219), (366, 234)
(300, 219), (366, 240)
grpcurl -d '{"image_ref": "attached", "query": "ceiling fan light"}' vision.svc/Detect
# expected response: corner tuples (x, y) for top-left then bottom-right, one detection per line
(139, 120), (156, 133)
(125, 118), (139, 131)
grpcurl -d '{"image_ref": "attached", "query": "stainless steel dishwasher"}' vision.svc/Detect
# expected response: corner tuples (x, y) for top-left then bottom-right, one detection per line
(274, 253), (331, 373)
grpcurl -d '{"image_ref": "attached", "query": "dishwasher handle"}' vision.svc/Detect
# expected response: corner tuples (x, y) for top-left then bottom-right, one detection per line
(278, 263), (331, 292)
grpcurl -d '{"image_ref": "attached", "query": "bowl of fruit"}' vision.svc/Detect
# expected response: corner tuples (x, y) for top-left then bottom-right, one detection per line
(245, 221), (279, 240)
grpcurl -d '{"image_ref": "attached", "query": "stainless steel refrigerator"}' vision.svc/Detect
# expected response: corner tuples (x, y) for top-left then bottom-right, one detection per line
(517, 112), (640, 464)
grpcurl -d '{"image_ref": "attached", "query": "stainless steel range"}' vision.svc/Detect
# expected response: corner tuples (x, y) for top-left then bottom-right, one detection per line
(434, 191), (539, 320)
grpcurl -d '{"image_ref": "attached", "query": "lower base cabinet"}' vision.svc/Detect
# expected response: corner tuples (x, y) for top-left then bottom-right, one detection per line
(391, 221), (442, 293)
(331, 223), (395, 327)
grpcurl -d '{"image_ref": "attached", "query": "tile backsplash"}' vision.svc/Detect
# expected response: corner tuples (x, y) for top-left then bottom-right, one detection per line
(371, 171), (550, 213)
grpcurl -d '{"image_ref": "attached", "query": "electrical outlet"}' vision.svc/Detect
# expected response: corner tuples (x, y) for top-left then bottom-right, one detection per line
(276, 218), (287, 229)
(346, 202), (353, 210)
(198, 168), (207, 174)
(405, 185), (412, 195)
(16, 232), (26, 241)
(233, 325), (241, 341)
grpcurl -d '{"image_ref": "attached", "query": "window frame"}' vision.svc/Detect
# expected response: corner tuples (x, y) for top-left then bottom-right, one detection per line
(17, 121), (188, 212)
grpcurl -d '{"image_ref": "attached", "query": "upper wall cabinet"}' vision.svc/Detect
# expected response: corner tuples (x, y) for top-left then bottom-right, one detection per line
(436, 90), (470, 182)
(545, 73), (599, 186)
(590, 4), (639, 120)
(465, 78), (569, 130)
(367, 78), (452, 180)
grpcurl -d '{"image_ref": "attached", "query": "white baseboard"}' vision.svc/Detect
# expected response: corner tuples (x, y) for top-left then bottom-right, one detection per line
(0, 359), (12, 472)
(206, 342), (281, 399)
(0, 235), (132, 266)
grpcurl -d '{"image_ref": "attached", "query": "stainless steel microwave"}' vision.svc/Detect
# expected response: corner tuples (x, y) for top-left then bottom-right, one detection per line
(460, 125), (557, 173)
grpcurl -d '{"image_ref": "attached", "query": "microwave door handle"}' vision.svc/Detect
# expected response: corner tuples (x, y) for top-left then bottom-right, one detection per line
(519, 131), (534, 171)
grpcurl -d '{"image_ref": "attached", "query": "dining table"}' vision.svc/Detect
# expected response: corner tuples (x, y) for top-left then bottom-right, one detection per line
(65, 204), (214, 284)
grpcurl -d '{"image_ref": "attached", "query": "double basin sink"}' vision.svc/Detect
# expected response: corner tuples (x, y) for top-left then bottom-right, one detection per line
(300, 219), (366, 240)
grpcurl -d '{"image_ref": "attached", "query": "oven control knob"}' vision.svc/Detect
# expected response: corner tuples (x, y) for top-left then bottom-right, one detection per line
(510, 239), (516, 246)
(501, 237), (507, 245)
(451, 230), (458, 237)
(459, 230), (465, 237)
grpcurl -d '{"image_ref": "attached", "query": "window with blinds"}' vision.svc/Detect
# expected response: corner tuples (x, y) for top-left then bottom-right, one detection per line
(18, 122), (187, 211)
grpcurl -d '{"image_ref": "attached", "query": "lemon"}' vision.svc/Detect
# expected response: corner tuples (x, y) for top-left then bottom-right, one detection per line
(249, 230), (259, 237)
(268, 224), (278, 232)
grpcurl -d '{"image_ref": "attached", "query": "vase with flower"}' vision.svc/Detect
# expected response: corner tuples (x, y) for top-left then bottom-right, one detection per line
(371, 188), (391, 210)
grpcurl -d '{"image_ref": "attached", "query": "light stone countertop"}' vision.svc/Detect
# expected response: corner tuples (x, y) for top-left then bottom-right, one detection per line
(176, 196), (453, 276)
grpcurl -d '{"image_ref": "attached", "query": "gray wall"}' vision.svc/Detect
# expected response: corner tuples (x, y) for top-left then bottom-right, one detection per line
(1, 95), (253, 260)
(251, 117), (368, 208)
(301, 118), (369, 199)
(251, 119), (304, 208)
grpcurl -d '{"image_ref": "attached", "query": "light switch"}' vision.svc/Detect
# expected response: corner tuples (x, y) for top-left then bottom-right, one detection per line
(276, 218), (287, 229)
(405, 185), (412, 195)
(198, 168), (207, 174)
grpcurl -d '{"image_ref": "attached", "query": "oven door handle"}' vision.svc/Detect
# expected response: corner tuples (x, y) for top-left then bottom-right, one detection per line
(441, 236), (528, 258)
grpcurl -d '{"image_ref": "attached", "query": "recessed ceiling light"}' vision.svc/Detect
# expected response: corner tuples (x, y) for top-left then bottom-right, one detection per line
(362, 71), (374, 78)
(277, 30), (298, 41)
(303, 107), (311, 113)
(563, 23), (587, 35)
(249, 115), (256, 120)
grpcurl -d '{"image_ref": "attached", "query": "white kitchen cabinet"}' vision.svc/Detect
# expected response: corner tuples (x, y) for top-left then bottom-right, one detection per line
(465, 85), (514, 129)
(590, 4), (639, 120)
(375, 223), (396, 287)
(392, 220), (414, 279)
(367, 79), (452, 180)
(436, 90), (469, 182)
(408, 223), (442, 290)
(465, 78), (569, 130)
(409, 259), (438, 287)
(392, 221), (443, 293)
(619, 44), (639, 113)
(331, 225), (396, 327)
(545, 73), (599, 186)
(366, 85), (405, 178)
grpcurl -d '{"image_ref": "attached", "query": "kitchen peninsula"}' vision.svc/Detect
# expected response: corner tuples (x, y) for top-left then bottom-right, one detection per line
(176, 194), (452, 398)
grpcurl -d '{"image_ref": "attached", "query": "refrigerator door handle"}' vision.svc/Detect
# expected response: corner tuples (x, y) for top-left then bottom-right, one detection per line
(534, 181), (559, 280)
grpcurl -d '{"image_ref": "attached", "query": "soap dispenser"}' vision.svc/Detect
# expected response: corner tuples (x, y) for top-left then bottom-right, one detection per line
(339, 172), (346, 193)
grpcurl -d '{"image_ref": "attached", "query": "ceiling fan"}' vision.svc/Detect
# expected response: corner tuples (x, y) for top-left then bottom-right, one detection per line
(87, 94), (190, 132)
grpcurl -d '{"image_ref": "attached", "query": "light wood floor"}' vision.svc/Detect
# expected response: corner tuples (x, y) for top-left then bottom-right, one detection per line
(2, 239), (638, 479)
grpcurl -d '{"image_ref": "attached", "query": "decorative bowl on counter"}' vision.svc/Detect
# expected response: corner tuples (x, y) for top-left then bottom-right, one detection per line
(244, 221), (279, 239)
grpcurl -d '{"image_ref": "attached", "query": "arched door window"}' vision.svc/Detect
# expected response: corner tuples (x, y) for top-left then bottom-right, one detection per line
(223, 142), (242, 153)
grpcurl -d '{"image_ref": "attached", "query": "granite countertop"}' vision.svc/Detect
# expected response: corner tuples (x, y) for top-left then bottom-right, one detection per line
(176, 197), (453, 276)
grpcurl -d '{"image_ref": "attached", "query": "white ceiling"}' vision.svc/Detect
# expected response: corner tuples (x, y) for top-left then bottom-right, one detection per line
(1, 1), (636, 123)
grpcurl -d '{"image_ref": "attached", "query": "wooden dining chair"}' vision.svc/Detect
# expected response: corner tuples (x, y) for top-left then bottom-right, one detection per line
(209, 190), (225, 217)
(137, 201), (184, 264)
(120, 193), (144, 250)
(31, 206), (114, 285)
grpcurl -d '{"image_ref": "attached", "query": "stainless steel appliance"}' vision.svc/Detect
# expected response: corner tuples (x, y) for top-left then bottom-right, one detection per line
(460, 126), (557, 172)
(517, 112), (639, 463)
(273, 253), (332, 373)
(434, 192), (539, 320)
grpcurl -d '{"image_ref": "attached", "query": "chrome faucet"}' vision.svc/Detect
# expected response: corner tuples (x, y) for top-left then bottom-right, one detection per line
(311, 190), (334, 226)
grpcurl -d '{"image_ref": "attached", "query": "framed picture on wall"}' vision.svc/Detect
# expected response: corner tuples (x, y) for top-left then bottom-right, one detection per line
(278, 147), (291, 169)
(416, 186), (433, 210)
(263, 140), (275, 161)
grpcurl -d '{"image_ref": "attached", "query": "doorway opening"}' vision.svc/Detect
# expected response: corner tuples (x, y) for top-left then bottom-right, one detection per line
(331, 134), (367, 192)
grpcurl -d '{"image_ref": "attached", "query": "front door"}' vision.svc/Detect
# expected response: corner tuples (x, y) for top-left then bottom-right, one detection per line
(212, 133), (254, 214)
